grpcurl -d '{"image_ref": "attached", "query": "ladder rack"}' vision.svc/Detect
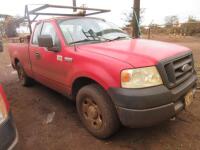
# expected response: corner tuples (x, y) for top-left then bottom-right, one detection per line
(17, 4), (111, 34)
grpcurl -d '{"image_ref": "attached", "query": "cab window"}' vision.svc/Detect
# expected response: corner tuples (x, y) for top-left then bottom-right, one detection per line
(41, 22), (60, 47)
(32, 23), (43, 45)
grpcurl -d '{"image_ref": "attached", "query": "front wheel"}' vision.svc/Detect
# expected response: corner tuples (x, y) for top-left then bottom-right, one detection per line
(76, 84), (120, 139)
(16, 62), (33, 86)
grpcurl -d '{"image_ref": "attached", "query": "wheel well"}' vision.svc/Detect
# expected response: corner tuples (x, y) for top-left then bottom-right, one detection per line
(11, 58), (19, 69)
(72, 77), (100, 100)
(14, 58), (19, 66)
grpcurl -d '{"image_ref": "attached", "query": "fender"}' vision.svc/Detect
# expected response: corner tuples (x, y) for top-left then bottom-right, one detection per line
(70, 70), (116, 91)
(65, 48), (132, 94)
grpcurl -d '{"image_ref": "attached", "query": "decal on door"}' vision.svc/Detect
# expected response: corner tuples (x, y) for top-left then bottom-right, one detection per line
(57, 55), (63, 62)
(64, 57), (73, 63)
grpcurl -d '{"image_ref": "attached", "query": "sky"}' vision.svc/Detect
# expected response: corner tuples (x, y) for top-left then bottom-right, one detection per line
(0, 0), (200, 27)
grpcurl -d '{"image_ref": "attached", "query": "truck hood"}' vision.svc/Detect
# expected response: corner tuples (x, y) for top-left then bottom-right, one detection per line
(77, 39), (190, 68)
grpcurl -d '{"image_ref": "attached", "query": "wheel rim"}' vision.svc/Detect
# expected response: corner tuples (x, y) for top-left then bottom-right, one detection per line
(82, 97), (103, 129)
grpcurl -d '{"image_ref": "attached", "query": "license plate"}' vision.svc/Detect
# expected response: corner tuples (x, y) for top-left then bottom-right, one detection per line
(184, 90), (194, 109)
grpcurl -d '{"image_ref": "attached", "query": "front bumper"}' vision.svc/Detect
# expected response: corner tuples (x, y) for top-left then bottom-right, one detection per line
(108, 75), (197, 128)
(0, 112), (18, 150)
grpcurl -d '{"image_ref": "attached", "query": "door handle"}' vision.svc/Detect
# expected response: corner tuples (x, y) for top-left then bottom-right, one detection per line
(35, 51), (41, 59)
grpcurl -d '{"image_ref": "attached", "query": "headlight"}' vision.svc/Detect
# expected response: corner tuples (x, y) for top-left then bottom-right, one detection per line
(0, 92), (8, 124)
(121, 66), (163, 88)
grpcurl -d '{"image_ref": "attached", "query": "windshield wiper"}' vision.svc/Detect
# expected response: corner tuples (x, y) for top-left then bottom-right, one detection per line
(107, 36), (129, 42)
(69, 39), (101, 45)
(69, 36), (128, 45)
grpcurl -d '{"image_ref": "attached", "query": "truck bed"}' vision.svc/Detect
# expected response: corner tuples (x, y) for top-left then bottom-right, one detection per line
(8, 35), (30, 44)
(8, 36), (32, 76)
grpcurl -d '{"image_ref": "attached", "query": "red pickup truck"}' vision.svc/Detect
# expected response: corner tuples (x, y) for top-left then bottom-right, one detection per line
(8, 17), (197, 138)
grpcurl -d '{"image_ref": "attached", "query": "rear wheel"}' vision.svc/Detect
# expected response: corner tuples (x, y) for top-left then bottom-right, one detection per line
(16, 62), (33, 86)
(76, 84), (120, 139)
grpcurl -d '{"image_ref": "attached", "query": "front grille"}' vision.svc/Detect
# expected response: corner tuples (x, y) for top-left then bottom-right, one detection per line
(158, 52), (195, 88)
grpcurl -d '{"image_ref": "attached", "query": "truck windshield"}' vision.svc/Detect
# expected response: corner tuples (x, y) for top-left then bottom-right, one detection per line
(58, 18), (130, 45)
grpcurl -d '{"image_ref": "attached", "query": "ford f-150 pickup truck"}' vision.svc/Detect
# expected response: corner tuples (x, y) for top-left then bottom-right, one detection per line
(8, 16), (197, 138)
(0, 42), (18, 149)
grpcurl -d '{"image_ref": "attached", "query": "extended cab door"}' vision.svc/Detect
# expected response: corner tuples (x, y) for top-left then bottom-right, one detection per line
(29, 22), (43, 78)
(29, 21), (68, 94)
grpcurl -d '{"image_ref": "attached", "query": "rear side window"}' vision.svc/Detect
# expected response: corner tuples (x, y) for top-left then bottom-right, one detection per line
(41, 22), (60, 47)
(32, 23), (43, 45)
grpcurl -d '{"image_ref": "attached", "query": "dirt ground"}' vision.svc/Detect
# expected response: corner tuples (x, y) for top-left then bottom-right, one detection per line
(0, 36), (200, 150)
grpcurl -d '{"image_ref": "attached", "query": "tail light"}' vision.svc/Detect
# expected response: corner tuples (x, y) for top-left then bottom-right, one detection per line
(0, 85), (9, 124)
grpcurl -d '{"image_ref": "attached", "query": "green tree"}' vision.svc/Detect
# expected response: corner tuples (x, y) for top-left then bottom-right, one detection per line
(187, 16), (198, 23)
(181, 16), (200, 36)
(165, 16), (179, 27)
(123, 8), (144, 27)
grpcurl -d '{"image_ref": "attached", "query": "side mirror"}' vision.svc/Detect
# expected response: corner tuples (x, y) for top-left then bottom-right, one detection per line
(38, 35), (60, 52)
(0, 41), (3, 52)
(38, 35), (53, 49)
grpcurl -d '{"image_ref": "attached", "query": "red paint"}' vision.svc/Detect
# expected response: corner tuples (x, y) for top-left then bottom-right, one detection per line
(0, 84), (9, 112)
(8, 18), (191, 95)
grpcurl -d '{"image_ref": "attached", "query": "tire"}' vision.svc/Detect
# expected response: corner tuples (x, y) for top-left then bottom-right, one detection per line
(76, 84), (120, 139)
(16, 62), (33, 86)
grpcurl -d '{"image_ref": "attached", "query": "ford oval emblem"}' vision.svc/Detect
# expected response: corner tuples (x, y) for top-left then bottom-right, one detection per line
(181, 64), (190, 72)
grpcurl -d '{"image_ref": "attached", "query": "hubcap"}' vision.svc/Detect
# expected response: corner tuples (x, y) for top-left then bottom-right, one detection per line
(88, 106), (98, 119)
(82, 97), (103, 129)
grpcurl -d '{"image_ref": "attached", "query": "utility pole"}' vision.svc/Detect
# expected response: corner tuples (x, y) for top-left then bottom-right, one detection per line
(73, 0), (77, 12)
(132, 0), (140, 38)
